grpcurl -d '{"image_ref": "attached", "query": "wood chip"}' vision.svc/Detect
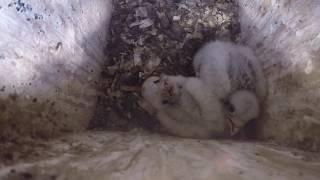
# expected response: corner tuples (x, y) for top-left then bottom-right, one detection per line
(173, 15), (181, 21)
(139, 18), (153, 28)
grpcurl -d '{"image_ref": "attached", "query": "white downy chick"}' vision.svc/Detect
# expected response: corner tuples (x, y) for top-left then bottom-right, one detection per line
(141, 75), (229, 139)
(193, 40), (267, 101)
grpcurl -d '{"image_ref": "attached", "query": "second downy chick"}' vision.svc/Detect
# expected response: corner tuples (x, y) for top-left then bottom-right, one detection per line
(193, 41), (266, 132)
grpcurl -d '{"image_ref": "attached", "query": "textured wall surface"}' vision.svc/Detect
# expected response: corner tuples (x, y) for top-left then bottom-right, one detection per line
(239, 0), (320, 151)
(0, 0), (112, 140)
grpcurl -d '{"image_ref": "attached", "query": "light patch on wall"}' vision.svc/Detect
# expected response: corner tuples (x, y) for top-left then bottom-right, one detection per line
(295, 30), (303, 37)
(310, 33), (320, 50)
(304, 59), (313, 74)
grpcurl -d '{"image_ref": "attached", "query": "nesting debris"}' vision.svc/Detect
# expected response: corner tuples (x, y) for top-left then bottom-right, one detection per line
(90, 0), (241, 131)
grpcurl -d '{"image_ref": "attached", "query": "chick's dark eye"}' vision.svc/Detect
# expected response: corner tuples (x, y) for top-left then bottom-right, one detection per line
(162, 100), (169, 105)
(153, 79), (160, 84)
(224, 101), (235, 113)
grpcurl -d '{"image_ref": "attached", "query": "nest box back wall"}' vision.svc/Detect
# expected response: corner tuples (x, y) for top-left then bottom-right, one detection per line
(239, 0), (320, 151)
(0, 0), (112, 140)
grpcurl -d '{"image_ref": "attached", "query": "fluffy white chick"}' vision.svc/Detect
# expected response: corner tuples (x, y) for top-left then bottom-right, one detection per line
(141, 75), (229, 139)
(193, 40), (267, 101)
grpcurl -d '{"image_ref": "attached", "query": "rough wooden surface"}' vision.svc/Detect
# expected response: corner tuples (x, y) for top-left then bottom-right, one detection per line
(1, 131), (319, 180)
(239, 0), (320, 151)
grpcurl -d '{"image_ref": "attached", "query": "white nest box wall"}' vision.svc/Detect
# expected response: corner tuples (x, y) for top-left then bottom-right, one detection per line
(239, 0), (320, 151)
(0, 0), (112, 139)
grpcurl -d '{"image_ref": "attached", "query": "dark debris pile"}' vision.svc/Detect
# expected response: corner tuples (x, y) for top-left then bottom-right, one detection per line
(90, 0), (241, 131)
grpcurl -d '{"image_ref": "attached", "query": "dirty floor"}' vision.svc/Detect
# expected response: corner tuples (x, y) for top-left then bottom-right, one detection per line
(1, 131), (320, 180)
